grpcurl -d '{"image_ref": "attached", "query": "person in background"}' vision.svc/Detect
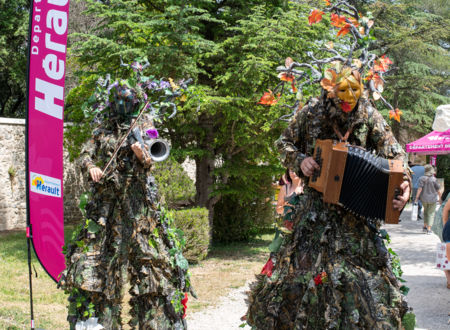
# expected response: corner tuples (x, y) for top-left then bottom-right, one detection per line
(276, 168), (303, 217)
(410, 162), (425, 222)
(415, 164), (442, 234)
(441, 192), (450, 288)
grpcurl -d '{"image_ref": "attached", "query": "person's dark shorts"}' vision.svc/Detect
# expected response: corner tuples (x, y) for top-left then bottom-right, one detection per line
(443, 220), (450, 242)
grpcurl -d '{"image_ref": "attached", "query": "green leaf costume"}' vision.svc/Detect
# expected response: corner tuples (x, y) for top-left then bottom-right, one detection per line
(59, 115), (189, 329)
(246, 92), (411, 329)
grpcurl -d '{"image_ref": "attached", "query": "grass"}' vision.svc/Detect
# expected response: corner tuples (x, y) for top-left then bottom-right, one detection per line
(0, 229), (71, 329)
(0, 228), (273, 329)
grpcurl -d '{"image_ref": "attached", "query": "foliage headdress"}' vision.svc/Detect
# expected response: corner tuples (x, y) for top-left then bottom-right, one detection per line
(84, 58), (190, 126)
(259, 0), (402, 122)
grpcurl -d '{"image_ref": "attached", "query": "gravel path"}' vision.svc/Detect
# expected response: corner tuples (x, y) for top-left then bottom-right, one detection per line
(187, 205), (450, 330)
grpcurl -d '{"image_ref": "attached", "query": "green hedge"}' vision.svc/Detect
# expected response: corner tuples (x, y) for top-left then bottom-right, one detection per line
(213, 171), (275, 243)
(153, 157), (196, 209)
(171, 208), (210, 263)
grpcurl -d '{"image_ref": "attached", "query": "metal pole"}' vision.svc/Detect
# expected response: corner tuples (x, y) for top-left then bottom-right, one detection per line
(25, 0), (36, 328)
(27, 229), (35, 330)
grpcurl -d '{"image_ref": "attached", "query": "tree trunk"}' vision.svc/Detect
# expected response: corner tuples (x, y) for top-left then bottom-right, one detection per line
(194, 113), (217, 240)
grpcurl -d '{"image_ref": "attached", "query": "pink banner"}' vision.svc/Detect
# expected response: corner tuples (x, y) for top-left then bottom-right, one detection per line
(27, 0), (70, 282)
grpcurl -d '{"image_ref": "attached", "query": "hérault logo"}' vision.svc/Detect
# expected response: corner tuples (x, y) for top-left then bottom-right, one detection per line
(30, 172), (61, 198)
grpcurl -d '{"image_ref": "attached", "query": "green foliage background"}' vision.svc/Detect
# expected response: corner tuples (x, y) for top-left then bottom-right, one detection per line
(0, 0), (448, 241)
(153, 157), (196, 209)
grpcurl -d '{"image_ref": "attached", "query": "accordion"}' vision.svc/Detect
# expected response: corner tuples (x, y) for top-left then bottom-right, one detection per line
(309, 139), (404, 224)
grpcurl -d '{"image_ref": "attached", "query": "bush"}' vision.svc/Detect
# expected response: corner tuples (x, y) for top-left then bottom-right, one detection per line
(153, 157), (196, 209)
(213, 175), (275, 243)
(171, 208), (210, 263)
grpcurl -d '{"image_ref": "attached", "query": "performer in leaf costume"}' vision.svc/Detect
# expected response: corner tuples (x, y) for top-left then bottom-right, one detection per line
(247, 2), (414, 329)
(59, 62), (192, 329)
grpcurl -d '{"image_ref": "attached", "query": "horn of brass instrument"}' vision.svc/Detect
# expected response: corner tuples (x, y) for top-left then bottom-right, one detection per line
(145, 139), (170, 162)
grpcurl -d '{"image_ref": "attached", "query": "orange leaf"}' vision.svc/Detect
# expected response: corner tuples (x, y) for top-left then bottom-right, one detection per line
(309, 9), (324, 25)
(291, 81), (298, 93)
(258, 90), (279, 106)
(374, 56), (393, 73)
(389, 108), (402, 122)
(278, 72), (295, 82)
(320, 78), (335, 92)
(364, 69), (375, 81)
(373, 74), (383, 90)
(331, 13), (347, 28)
(337, 26), (351, 37)
(348, 17), (359, 27)
(381, 55), (393, 65)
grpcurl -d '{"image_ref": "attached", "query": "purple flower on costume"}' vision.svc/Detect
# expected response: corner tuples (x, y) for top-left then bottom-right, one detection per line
(146, 129), (159, 139)
(146, 81), (158, 90)
(160, 81), (170, 89)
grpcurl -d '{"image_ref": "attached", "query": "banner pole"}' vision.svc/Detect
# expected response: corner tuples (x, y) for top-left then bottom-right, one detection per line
(25, 1), (35, 329)
(27, 230), (35, 330)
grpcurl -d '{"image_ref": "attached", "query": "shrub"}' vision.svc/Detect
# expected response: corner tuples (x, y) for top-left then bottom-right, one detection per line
(171, 208), (210, 263)
(213, 174), (275, 243)
(153, 157), (195, 209)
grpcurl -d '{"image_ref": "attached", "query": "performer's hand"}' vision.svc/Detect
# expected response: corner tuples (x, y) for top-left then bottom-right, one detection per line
(392, 181), (410, 211)
(89, 167), (103, 182)
(131, 142), (152, 166)
(301, 157), (320, 177)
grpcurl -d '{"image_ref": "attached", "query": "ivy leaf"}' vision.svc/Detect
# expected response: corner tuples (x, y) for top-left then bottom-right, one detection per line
(176, 253), (189, 270)
(268, 232), (283, 252)
(87, 220), (101, 234)
(148, 238), (157, 249)
(78, 192), (89, 214)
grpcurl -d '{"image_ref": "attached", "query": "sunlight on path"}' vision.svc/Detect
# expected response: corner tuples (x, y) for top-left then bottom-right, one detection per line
(384, 204), (450, 330)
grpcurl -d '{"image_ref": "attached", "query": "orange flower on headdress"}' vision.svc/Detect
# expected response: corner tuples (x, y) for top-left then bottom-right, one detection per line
(278, 57), (298, 92)
(389, 108), (402, 122)
(309, 9), (324, 25)
(258, 90), (280, 106)
(374, 55), (393, 73)
(365, 69), (383, 90)
(331, 13), (358, 37)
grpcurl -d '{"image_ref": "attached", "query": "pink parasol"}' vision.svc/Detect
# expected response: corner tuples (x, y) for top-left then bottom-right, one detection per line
(406, 129), (450, 155)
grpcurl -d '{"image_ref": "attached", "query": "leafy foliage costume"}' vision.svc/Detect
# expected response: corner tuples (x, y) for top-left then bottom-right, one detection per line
(59, 67), (190, 329)
(247, 92), (410, 329)
(247, 1), (413, 328)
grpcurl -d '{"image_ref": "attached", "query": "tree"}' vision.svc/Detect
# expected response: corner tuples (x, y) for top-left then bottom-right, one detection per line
(367, 0), (450, 138)
(65, 0), (329, 241)
(0, 0), (29, 118)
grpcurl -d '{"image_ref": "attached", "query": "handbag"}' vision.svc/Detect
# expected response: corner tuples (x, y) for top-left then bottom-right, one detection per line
(411, 203), (418, 221)
(436, 243), (449, 270)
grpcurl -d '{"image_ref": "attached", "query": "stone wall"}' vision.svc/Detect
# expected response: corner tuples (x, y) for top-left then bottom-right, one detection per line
(0, 118), (85, 231)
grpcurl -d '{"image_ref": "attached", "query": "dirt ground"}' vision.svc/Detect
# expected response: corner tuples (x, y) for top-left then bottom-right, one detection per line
(187, 204), (450, 330)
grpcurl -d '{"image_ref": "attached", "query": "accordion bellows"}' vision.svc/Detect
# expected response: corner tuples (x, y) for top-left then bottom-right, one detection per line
(309, 139), (404, 224)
